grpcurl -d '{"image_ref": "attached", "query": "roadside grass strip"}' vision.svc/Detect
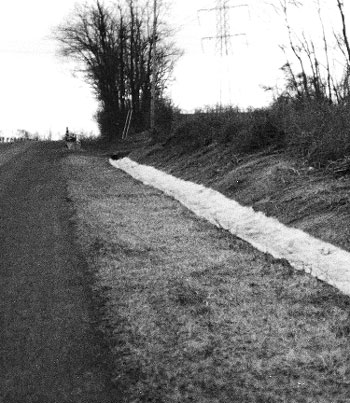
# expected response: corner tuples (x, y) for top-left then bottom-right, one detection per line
(0, 142), (32, 167)
(110, 157), (350, 296)
(67, 154), (350, 402)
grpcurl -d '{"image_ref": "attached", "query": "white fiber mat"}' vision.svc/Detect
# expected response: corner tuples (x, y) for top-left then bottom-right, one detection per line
(110, 157), (350, 295)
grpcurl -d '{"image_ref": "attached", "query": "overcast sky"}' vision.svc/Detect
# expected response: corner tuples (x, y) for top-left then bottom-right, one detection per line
(0, 0), (348, 139)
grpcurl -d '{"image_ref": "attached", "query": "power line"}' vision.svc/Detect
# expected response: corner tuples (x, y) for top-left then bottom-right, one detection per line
(199, 0), (248, 56)
(198, 1), (250, 108)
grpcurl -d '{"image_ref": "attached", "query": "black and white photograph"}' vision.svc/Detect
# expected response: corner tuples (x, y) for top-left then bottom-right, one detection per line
(1, 1), (350, 402)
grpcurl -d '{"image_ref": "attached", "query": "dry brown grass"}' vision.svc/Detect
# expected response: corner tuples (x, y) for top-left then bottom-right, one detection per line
(0, 142), (32, 167)
(65, 153), (350, 402)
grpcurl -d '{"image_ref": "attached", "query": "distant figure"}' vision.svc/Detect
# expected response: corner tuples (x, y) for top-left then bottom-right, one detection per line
(65, 127), (76, 150)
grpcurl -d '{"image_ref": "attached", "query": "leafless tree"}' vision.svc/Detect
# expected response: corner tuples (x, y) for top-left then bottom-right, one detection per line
(336, 0), (350, 65)
(277, 0), (338, 102)
(54, 0), (180, 140)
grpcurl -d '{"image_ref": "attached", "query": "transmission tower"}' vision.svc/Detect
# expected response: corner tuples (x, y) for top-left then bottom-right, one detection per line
(199, 0), (248, 56)
(198, 0), (249, 108)
(217, 0), (232, 56)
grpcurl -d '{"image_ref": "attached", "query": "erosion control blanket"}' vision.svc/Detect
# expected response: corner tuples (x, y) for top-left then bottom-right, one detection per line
(110, 157), (350, 296)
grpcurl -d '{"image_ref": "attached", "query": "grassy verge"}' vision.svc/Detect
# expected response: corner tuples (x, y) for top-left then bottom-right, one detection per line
(65, 152), (350, 403)
(0, 142), (32, 166)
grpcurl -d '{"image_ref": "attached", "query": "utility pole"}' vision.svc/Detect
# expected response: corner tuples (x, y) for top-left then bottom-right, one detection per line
(150, 0), (157, 133)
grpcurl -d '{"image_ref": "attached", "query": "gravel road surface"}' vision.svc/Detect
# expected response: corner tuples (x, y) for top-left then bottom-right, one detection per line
(0, 143), (117, 403)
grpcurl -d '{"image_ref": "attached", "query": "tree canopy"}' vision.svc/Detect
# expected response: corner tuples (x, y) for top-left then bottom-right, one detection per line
(55, 0), (180, 140)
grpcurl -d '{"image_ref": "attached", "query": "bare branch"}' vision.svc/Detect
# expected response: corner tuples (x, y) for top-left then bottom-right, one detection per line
(336, 0), (350, 65)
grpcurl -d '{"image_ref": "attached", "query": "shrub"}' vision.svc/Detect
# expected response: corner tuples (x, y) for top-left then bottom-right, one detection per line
(218, 117), (245, 144)
(165, 117), (213, 152)
(95, 107), (122, 141)
(270, 96), (350, 166)
(153, 98), (179, 141)
(157, 96), (350, 165)
(218, 109), (285, 152)
(249, 117), (285, 150)
(162, 108), (285, 155)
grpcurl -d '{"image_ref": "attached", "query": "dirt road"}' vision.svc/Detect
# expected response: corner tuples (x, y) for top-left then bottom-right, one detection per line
(0, 143), (116, 403)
